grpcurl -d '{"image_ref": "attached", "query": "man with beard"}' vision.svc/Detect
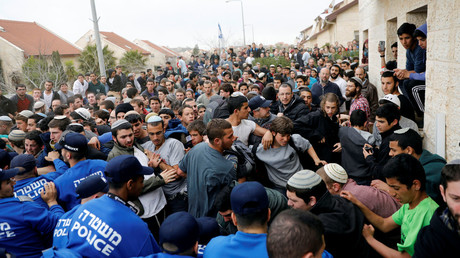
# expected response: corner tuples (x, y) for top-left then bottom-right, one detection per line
(355, 68), (379, 123)
(414, 161), (460, 256)
(311, 68), (344, 108)
(329, 65), (347, 108)
(277, 84), (309, 121)
(345, 77), (370, 120)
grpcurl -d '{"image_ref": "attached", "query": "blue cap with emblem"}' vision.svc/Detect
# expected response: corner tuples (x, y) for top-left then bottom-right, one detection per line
(105, 155), (153, 183)
(0, 168), (20, 181)
(10, 154), (36, 174)
(55, 132), (88, 153)
(159, 211), (200, 254)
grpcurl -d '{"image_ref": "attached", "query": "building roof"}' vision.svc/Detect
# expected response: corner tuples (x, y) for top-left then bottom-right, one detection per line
(0, 19), (81, 56)
(326, 0), (358, 21)
(141, 40), (174, 57)
(100, 31), (150, 55)
(161, 46), (180, 57)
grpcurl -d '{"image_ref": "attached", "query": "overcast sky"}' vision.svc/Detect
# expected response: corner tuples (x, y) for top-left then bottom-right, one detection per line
(1, 0), (331, 49)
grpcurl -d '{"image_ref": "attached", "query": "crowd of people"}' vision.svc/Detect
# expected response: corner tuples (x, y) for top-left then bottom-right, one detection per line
(0, 21), (457, 258)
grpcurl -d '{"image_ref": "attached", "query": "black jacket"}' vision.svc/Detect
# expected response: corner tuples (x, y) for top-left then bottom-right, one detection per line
(278, 94), (309, 121)
(413, 207), (460, 257)
(365, 124), (401, 180)
(311, 192), (369, 258)
(0, 95), (16, 116)
(294, 110), (340, 163)
(339, 126), (372, 184)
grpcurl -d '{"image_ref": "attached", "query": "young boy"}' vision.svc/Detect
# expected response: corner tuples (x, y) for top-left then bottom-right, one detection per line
(341, 154), (438, 257)
(187, 120), (206, 147)
(339, 109), (375, 185)
(255, 116), (326, 192)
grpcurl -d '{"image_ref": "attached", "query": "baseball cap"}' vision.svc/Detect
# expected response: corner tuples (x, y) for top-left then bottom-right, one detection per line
(8, 130), (26, 142)
(323, 163), (348, 184)
(0, 168), (20, 181)
(379, 94), (400, 107)
(287, 169), (322, 189)
(231, 181), (268, 215)
(76, 175), (109, 199)
(10, 154), (36, 173)
(19, 110), (34, 118)
(33, 101), (45, 110)
(159, 211), (200, 254)
(104, 155), (153, 183)
(196, 217), (220, 244)
(248, 96), (272, 111)
(75, 108), (91, 121)
(55, 132), (88, 153)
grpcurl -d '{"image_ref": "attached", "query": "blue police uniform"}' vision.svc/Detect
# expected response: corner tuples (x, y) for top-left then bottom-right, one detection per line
(65, 195), (161, 257)
(53, 204), (80, 248)
(14, 168), (66, 209)
(203, 231), (269, 258)
(0, 197), (64, 257)
(54, 159), (107, 211)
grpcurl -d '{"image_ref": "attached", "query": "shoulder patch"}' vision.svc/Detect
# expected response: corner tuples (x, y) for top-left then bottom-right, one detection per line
(17, 195), (34, 202)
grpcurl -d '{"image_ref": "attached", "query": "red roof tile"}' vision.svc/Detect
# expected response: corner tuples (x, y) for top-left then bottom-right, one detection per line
(0, 19), (81, 56)
(100, 32), (150, 55)
(141, 40), (179, 57)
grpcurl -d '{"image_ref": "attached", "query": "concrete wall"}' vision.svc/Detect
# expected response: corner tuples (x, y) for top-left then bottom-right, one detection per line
(360, 0), (459, 161)
(0, 37), (25, 92)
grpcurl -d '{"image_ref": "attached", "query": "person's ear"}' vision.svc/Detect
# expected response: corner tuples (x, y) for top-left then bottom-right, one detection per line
(440, 185), (447, 203)
(308, 196), (317, 207)
(193, 241), (199, 255)
(302, 253), (315, 258)
(405, 146), (415, 155)
(332, 183), (342, 193)
(413, 180), (422, 191)
(231, 212), (237, 226)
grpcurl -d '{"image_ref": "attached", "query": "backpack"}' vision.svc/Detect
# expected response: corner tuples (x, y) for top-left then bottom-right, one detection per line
(223, 140), (256, 180)
(203, 97), (230, 125)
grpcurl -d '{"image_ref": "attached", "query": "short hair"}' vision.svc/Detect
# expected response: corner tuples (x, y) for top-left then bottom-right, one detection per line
(67, 96), (76, 105)
(389, 128), (423, 155)
(350, 109), (367, 127)
(25, 130), (43, 148)
(238, 83), (248, 90)
(48, 117), (71, 131)
(146, 78), (155, 84)
(391, 42), (398, 48)
(94, 110), (110, 122)
(149, 96), (160, 105)
(383, 154), (426, 191)
(130, 98), (144, 108)
(286, 179), (327, 205)
(235, 209), (269, 229)
(15, 84), (26, 90)
(111, 122), (132, 138)
(14, 114), (28, 122)
(262, 85), (277, 101)
(397, 23), (416, 37)
(441, 163), (460, 191)
(270, 116), (293, 135)
(28, 114), (43, 124)
(125, 113), (143, 124)
(45, 80), (54, 86)
(100, 100), (115, 111)
(299, 87), (312, 94)
(376, 103), (400, 124)
(344, 70), (355, 78)
(37, 116), (53, 132)
(273, 75), (283, 82)
(178, 104), (193, 117)
(381, 71), (397, 84)
(127, 88), (137, 98)
(159, 108), (175, 118)
(187, 120), (206, 136)
(227, 95), (247, 114)
(295, 75), (307, 82)
(95, 93), (106, 101)
(206, 118), (232, 142)
(279, 83), (292, 91)
(267, 209), (324, 258)
(220, 83), (234, 94)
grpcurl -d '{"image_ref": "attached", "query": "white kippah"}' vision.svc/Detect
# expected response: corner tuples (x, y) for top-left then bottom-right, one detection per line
(287, 170), (322, 189)
(324, 163), (348, 184)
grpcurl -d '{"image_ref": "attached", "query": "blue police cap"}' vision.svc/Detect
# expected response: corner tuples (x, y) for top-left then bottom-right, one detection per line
(248, 95), (272, 111)
(231, 181), (268, 215)
(159, 211), (200, 254)
(196, 217), (220, 244)
(76, 174), (109, 199)
(55, 132), (88, 153)
(105, 155), (153, 183)
(10, 154), (36, 174)
(0, 168), (20, 181)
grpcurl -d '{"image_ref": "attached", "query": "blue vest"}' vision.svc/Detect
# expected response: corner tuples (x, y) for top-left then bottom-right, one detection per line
(14, 170), (64, 209)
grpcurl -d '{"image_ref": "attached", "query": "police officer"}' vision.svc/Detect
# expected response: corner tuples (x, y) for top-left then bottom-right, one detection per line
(65, 155), (161, 256)
(47, 132), (107, 210)
(53, 174), (109, 248)
(10, 154), (67, 209)
(0, 168), (64, 257)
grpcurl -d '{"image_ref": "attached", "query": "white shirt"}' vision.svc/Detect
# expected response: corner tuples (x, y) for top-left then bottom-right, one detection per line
(43, 91), (53, 109)
(73, 80), (88, 96)
(232, 119), (256, 146)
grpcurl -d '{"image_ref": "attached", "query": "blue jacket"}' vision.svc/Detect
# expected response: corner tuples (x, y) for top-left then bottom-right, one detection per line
(14, 168), (66, 209)
(53, 204), (80, 248)
(65, 195), (161, 256)
(409, 23), (427, 81)
(0, 197), (64, 257)
(204, 231), (268, 258)
(53, 159), (107, 211)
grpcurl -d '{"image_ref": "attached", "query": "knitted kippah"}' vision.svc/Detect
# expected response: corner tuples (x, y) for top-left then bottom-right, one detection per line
(324, 163), (348, 184)
(8, 130), (26, 141)
(287, 170), (322, 189)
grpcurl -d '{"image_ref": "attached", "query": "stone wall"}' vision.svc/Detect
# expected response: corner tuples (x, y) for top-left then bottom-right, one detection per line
(360, 0), (459, 160)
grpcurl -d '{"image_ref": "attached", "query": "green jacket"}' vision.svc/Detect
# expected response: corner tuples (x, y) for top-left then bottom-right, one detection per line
(420, 149), (446, 203)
